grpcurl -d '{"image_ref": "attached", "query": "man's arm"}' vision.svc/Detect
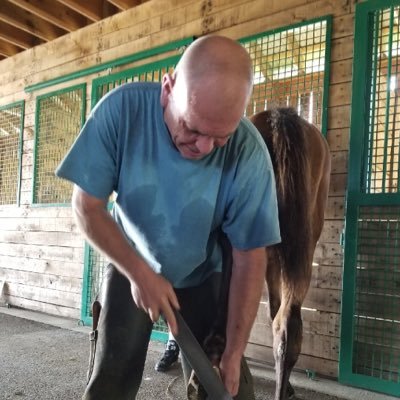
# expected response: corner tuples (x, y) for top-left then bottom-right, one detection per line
(72, 185), (180, 335)
(219, 246), (267, 396)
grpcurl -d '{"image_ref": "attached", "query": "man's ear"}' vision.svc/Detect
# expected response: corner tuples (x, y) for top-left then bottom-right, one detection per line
(160, 73), (175, 107)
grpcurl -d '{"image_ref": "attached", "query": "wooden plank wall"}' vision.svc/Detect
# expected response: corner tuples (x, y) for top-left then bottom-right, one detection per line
(0, 0), (360, 377)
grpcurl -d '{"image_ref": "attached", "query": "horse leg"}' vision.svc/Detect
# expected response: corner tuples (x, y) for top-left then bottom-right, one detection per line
(266, 254), (295, 400)
(272, 256), (313, 400)
(269, 242), (305, 397)
(265, 252), (281, 321)
(271, 298), (302, 400)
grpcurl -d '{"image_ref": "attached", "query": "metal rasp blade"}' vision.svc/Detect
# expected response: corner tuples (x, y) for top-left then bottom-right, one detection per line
(169, 309), (233, 400)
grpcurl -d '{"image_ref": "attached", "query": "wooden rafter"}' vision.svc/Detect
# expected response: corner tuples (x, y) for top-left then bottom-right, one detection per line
(107, 0), (143, 11)
(0, 19), (43, 49)
(0, 0), (150, 60)
(0, 39), (21, 57)
(0, 2), (66, 41)
(7, 0), (89, 31)
(55, 0), (115, 23)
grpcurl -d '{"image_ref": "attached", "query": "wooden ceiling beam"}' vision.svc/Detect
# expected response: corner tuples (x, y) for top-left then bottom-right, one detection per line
(8, 0), (89, 32)
(0, 20), (42, 49)
(54, 0), (113, 22)
(0, 0), (135, 60)
(0, 2), (66, 41)
(106, 0), (143, 11)
(0, 39), (21, 57)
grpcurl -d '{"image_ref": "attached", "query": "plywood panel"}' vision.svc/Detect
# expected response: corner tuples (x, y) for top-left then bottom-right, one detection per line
(0, 242), (83, 262)
(0, 269), (81, 294)
(0, 217), (78, 233)
(314, 242), (343, 267)
(4, 282), (80, 308)
(331, 36), (354, 62)
(328, 105), (351, 129)
(249, 322), (339, 361)
(0, 230), (83, 248)
(245, 342), (338, 377)
(0, 255), (83, 278)
(327, 128), (350, 151)
(255, 306), (340, 337)
(319, 219), (343, 243)
(330, 59), (353, 84)
(328, 173), (347, 196)
(329, 82), (352, 107)
(311, 265), (342, 290)
(4, 295), (80, 319)
(219, 0), (352, 42)
(323, 197), (344, 221)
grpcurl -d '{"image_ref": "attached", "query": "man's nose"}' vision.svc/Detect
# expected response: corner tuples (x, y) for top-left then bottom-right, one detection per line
(196, 135), (215, 154)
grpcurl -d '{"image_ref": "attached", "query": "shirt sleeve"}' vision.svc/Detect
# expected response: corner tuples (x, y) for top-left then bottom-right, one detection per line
(222, 127), (281, 250)
(55, 92), (121, 200)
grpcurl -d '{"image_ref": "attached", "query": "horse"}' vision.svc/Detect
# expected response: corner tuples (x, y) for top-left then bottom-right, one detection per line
(187, 107), (331, 400)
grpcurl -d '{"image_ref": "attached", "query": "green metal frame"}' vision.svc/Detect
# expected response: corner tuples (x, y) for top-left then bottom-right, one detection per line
(80, 240), (168, 342)
(239, 15), (332, 136)
(90, 54), (182, 108)
(80, 242), (94, 327)
(32, 83), (86, 206)
(0, 100), (25, 206)
(80, 200), (114, 326)
(25, 37), (193, 94)
(340, 0), (400, 396)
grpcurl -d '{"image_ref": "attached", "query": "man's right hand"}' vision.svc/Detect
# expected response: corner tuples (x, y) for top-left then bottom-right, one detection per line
(127, 264), (180, 336)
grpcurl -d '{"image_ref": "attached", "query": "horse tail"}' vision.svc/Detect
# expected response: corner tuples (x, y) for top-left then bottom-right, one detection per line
(252, 108), (312, 281)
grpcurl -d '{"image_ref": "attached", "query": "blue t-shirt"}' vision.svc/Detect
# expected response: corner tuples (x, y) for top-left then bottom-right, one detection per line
(56, 82), (280, 288)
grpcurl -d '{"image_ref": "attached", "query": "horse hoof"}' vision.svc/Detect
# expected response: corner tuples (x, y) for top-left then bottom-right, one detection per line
(186, 367), (222, 400)
(287, 382), (295, 399)
(187, 370), (207, 400)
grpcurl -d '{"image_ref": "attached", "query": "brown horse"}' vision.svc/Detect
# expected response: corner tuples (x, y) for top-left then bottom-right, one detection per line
(251, 108), (331, 399)
(189, 107), (331, 400)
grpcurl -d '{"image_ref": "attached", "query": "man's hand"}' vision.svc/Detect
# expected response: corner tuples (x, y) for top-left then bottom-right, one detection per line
(128, 265), (180, 336)
(219, 350), (242, 396)
(222, 246), (267, 396)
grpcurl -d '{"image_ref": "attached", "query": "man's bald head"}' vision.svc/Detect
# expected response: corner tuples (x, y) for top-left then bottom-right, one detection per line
(169, 36), (254, 125)
(160, 35), (254, 159)
(175, 35), (253, 92)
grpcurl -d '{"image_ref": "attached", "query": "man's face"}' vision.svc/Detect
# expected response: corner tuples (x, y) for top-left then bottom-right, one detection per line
(161, 73), (242, 160)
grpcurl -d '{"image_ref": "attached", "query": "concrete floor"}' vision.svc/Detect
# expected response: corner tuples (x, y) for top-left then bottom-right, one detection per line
(0, 306), (397, 400)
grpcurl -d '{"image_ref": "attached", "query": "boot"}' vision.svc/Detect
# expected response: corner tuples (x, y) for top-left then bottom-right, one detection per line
(155, 339), (180, 372)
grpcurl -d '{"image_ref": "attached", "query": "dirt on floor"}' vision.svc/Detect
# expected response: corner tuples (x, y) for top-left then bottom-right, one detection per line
(0, 310), (392, 400)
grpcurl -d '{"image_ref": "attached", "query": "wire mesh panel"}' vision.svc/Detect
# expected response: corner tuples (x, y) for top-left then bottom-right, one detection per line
(91, 55), (180, 107)
(81, 243), (109, 326)
(366, 7), (400, 194)
(33, 84), (86, 204)
(82, 55), (184, 338)
(353, 206), (400, 383)
(240, 17), (331, 134)
(0, 101), (24, 205)
(341, 1), (400, 396)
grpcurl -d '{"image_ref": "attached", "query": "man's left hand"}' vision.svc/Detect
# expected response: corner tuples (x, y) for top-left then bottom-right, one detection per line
(219, 350), (242, 396)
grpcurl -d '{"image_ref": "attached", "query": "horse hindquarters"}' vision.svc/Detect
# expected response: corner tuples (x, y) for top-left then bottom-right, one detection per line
(250, 108), (327, 400)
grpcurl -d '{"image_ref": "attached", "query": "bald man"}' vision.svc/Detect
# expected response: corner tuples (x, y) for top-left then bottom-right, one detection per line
(56, 35), (280, 399)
